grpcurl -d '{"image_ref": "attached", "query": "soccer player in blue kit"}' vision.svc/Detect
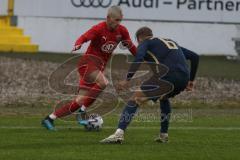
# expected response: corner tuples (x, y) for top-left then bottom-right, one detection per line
(101, 26), (199, 144)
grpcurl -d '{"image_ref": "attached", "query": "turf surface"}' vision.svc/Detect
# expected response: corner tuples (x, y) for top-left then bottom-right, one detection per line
(0, 109), (240, 160)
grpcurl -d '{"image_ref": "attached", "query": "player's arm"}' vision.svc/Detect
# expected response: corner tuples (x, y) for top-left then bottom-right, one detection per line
(181, 47), (199, 91)
(72, 25), (99, 52)
(117, 42), (147, 91)
(126, 41), (148, 81)
(121, 26), (137, 56)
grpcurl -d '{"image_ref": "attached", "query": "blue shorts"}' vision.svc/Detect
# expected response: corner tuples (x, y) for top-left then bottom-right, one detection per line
(140, 71), (189, 101)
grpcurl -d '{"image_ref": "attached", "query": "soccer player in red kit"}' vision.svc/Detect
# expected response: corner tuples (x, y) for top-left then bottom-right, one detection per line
(42, 6), (137, 130)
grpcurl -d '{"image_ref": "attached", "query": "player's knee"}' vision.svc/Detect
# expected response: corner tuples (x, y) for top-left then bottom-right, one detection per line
(129, 96), (143, 106)
(135, 97), (145, 105)
(98, 79), (109, 89)
(75, 96), (83, 105)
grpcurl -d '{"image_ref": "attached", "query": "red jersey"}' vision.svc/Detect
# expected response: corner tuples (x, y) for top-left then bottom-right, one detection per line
(75, 21), (137, 68)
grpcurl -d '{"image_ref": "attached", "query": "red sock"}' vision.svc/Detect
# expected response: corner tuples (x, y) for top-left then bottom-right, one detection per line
(82, 83), (103, 107)
(54, 101), (80, 118)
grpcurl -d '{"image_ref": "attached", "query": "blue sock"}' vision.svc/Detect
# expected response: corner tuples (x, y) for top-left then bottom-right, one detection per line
(160, 99), (171, 133)
(118, 100), (139, 131)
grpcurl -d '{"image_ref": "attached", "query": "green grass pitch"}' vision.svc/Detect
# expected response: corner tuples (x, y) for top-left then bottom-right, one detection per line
(0, 109), (240, 160)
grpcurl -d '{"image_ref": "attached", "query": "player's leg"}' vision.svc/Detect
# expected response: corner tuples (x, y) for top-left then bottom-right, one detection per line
(56, 69), (108, 116)
(154, 99), (171, 143)
(77, 55), (107, 110)
(75, 70), (108, 124)
(140, 77), (172, 142)
(78, 70), (108, 110)
(154, 72), (189, 142)
(61, 55), (108, 115)
(41, 96), (85, 131)
(100, 76), (173, 143)
(42, 70), (108, 130)
(116, 91), (148, 131)
(51, 70), (108, 116)
(100, 90), (145, 143)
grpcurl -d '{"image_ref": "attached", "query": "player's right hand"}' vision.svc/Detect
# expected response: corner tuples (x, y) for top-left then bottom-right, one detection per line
(185, 81), (194, 91)
(71, 45), (81, 53)
(116, 80), (129, 92)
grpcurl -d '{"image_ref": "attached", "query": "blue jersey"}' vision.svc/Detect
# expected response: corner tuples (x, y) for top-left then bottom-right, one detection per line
(127, 38), (199, 81)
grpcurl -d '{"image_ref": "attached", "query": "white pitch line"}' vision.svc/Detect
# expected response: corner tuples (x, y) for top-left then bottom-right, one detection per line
(0, 126), (240, 130)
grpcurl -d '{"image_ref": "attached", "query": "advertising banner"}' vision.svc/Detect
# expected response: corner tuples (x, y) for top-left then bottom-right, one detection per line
(14, 0), (240, 23)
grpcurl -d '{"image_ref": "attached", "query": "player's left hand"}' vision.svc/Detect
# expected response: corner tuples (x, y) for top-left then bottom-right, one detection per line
(116, 80), (129, 92)
(71, 45), (81, 53)
(185, 81), (194, 91)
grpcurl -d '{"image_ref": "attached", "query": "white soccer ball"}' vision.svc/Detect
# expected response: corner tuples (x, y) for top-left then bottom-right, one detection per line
(85, 114), (103, 131)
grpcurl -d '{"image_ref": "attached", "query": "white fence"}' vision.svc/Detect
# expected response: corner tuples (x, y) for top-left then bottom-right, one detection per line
(15, 0), (240, 23)
(14, 0), (240, 55)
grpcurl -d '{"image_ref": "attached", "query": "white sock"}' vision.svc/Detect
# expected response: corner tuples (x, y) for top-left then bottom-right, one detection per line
(115, 128), (124, 135)
(80, 105), (86, 112)
(49, 113), (57, 120)
(160, 133), (168, 137)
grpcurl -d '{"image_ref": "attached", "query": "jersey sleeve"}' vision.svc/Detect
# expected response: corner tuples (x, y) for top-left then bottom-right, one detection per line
(74, 24), (100, 46)
(181, 47), (199, 81)
(126, 41), (148, 81)
(120, 26), (137, 56)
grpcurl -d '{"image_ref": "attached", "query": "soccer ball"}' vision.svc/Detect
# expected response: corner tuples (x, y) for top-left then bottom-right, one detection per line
(84, 114), (103, 131)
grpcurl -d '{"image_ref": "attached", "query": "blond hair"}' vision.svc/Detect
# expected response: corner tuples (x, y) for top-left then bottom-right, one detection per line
(107, 5), (122, 17)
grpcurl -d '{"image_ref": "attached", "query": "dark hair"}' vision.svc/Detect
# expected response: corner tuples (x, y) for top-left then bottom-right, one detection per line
(135, 27), (153, 40)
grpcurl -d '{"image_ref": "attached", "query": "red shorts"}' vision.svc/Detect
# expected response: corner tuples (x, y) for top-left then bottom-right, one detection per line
(78, 55), (105, 89)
